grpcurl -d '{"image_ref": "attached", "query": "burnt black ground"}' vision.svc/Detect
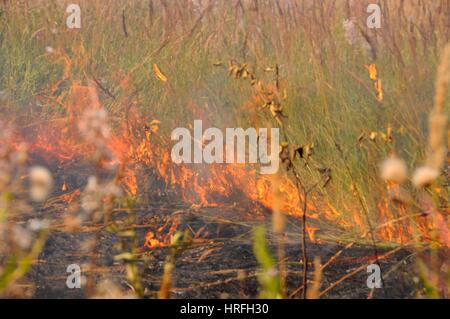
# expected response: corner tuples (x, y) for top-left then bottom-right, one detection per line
(25, 205), (417, 299)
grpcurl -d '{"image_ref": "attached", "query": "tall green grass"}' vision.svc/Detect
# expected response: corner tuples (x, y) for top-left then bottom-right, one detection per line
(0, 0), (448, 239)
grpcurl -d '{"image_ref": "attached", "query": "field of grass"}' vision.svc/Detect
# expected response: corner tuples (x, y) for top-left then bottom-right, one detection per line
(0, 0), (448, 299)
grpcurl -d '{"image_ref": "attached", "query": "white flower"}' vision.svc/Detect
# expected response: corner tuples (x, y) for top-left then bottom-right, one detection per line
(45, 46), (54, 54)
(412, 166), (439, 188)
(380, 156), (408, 184)
(78, 108), (111, 146)
(81, 175), (122, 223)
(81, 176), (102, 214)
(28, 219), (50, 231)
(12, 225), (33, 250)
(29, 166), (53, 202)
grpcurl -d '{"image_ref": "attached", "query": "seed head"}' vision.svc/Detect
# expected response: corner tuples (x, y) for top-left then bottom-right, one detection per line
(412, 166), (439, 188)
(29, 166), (53, 202)
(380, 156), (408, 184)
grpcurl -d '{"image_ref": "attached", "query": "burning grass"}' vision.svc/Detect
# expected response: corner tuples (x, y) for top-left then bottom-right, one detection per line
(0, 0), (449, 298)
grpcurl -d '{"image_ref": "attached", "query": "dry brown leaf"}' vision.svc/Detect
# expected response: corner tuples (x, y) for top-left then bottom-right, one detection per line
(153, 63), (168, 82)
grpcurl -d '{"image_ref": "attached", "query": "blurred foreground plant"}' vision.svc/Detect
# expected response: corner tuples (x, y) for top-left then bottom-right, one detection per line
(159, 230), (192, 299)
(379, 44), (450, 298)
(253, 226), (282, 299)
(0, 121), (52, 296)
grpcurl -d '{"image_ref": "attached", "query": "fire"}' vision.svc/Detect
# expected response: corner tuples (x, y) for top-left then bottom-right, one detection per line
(144, 232), (166, 249)
(144, 216), (181, 249)
(365, 64), (378, 81)
(306, 224), (319, 242)
(6, 81), (439, 246)
(365, 64), (383, 102)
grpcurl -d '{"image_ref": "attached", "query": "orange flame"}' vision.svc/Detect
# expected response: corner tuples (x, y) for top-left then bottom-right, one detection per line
(7, 81), (439, 246)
